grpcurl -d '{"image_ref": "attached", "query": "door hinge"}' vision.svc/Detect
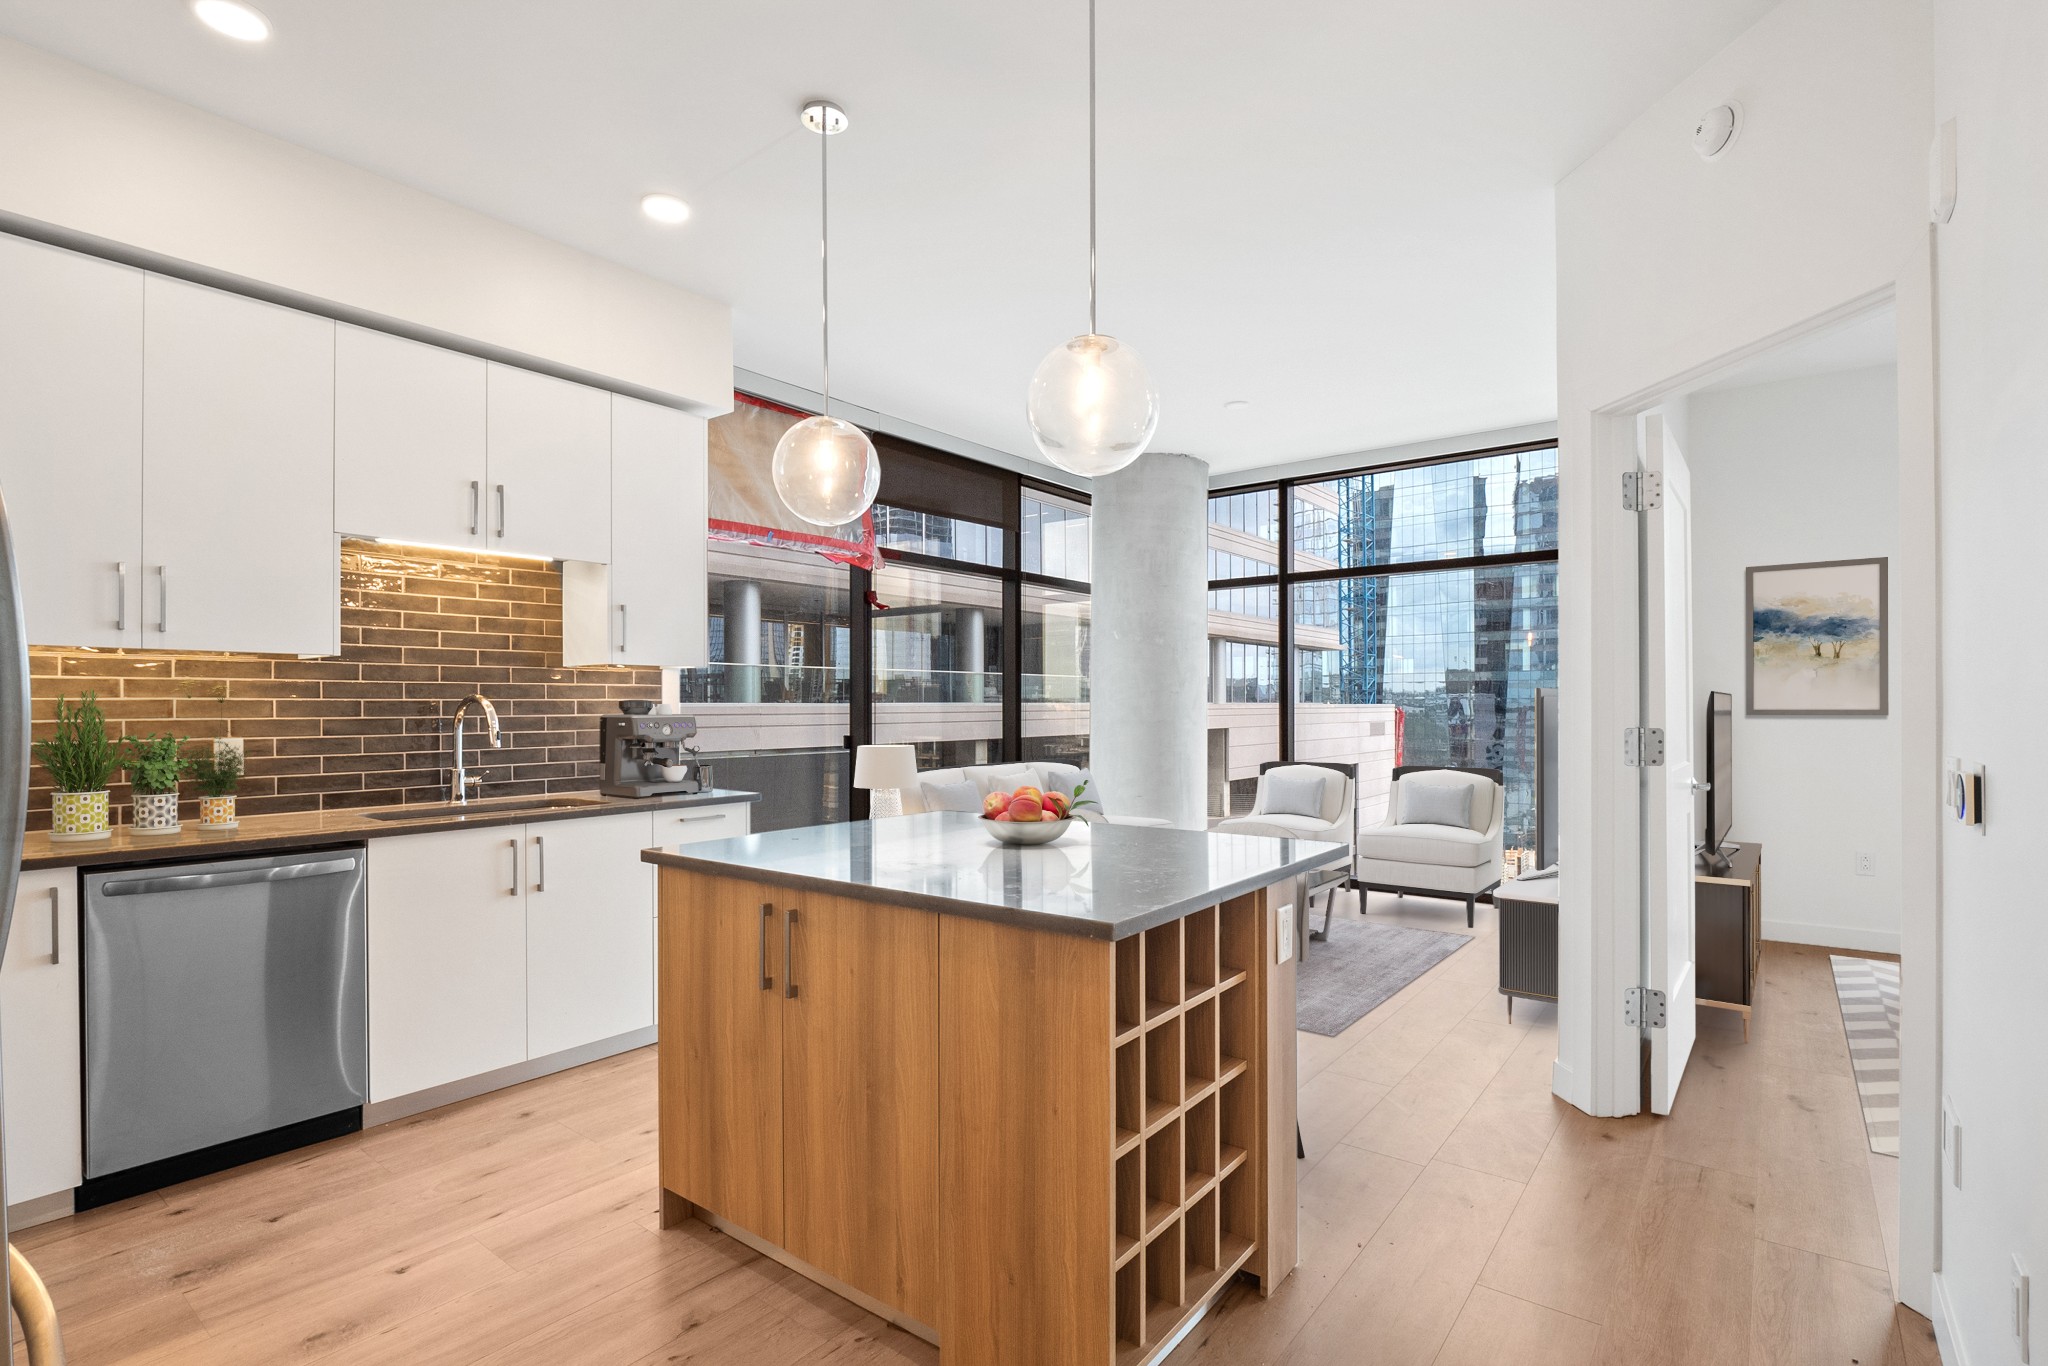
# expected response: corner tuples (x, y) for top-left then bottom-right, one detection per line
(1623, 469), (1663, 511)
(1625, 986), (1668, 1029)
(1623, 727), (1665, 766)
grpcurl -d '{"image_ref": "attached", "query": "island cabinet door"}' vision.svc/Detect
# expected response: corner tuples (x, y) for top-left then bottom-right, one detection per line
(781, 891), (941, 1327)
(658, 870), (784, 1243)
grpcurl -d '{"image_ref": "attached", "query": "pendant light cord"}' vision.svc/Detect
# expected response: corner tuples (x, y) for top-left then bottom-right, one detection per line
(1087, 0), (1097, 338)
(820, 115), (831, 417)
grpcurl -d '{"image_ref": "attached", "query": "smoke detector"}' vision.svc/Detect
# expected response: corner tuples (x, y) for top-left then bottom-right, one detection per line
(1694, 103), (1741, 161)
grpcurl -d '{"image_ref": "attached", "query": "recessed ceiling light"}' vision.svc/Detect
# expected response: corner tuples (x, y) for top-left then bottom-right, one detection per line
(191, 0), (271, 42)
(1222, 399), (1251, 411)
(640, 193), (692, 225)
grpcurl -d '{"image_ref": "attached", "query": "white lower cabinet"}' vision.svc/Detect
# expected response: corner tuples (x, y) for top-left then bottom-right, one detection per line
(367, 826), (530, 1103)
(2, 870), (81, 1205)
(525, 813), (657, 1058)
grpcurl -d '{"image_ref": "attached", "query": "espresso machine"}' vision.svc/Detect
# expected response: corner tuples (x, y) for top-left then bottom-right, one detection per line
(599, 709), (711, 797)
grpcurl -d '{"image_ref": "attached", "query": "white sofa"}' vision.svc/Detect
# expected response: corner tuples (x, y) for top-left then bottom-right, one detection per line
(897, 761), (1171, 826)
(1356, 766), (1504, 927)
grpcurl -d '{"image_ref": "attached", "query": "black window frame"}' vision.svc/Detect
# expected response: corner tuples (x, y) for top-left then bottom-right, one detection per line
(1207, 437), (1560, 769)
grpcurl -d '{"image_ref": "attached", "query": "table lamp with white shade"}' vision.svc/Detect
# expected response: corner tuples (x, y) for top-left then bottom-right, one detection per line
(853, 744), (920, 818)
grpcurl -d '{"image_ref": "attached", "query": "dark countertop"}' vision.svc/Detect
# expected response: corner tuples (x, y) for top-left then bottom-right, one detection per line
(642, 811), (1349, 940)
(22, 789), (762, 871)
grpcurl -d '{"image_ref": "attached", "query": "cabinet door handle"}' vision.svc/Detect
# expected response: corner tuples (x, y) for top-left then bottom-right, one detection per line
(532, 834), (546, 892)
(469, 480), (481, 536)
(506, 838), (520, 896)
(617, 603), (628, 654)
(759, 902), (773, 991)
(156, 565), (170, 634)
(784, 907), (799, 1000)
(675, 812), (726, 823)
(494, 484), (506, 539)
(114, 562), (127, 633)
(48, 887), (60, 966)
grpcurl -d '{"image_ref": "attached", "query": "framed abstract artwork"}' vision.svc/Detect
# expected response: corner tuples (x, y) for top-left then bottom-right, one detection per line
(1746, 557), (1888, 716)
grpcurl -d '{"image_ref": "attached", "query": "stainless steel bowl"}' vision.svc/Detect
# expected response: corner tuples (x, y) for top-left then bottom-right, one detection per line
(981, 816), (1074, 846)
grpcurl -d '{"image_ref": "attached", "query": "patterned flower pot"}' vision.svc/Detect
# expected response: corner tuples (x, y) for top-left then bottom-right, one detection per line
(199, 795), (238, 831)
(132, 790), (182, 835)
(50, 790), (111, 842)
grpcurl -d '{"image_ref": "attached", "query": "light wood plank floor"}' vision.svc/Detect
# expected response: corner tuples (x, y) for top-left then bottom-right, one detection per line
(11, 891), (1940, 1366)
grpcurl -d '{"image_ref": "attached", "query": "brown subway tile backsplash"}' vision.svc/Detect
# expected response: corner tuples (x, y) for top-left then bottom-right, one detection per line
(27, 540), (660, 831)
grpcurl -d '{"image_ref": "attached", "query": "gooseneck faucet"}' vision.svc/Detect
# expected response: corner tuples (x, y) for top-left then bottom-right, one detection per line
(449, 693), (502, 804)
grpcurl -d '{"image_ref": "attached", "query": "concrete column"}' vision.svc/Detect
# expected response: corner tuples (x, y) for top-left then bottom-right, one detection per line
(959, 607), (985, 703)
(724, 579), (761, 704)
(1091, 451), (1210, 829)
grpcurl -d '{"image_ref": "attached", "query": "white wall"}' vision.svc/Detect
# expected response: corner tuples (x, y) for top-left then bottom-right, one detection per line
(1686, 366), (1902, 953)
(0, 37), (730, 413)
(1553, 0), (1932, 1124)
(1928, 0), (2048, 1358)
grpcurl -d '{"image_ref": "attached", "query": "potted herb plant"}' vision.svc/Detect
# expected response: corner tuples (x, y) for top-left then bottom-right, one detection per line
(123, 732), (190, 835)
(35, 693), (117, 842)
(190, 745), (243, 831)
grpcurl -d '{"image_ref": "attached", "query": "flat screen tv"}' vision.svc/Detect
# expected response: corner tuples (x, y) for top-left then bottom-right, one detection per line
(1703, 690), (1735, 865)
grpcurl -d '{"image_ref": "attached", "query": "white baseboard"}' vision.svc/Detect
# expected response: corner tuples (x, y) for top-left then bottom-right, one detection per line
(1931, 1271), (1971, 1366)
(1762, 918), (1901, 955)
(363, 1025), (656, 1129)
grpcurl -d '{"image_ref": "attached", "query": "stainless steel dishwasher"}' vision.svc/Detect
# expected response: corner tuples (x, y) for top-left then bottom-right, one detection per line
(79, 846), (368, 1208)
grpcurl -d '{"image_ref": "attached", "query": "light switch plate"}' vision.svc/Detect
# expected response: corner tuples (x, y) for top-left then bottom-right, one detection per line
(215, 737), (245, 762)
(1276, 903), (1294, 964)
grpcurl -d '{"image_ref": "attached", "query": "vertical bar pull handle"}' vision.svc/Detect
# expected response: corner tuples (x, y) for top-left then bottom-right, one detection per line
(494, 484), (507, 539)
(617, 603), (628, 653)
(784, 907), (799, 1000)
(48, 887), (60, 966)
(533, 834), (546, 893)
(469, 480), (481, 536)
(115, 561), (128, 632)
(759, 903), (773, 991)
(506, 838), (519, 896)
(156, 565), (170, 634)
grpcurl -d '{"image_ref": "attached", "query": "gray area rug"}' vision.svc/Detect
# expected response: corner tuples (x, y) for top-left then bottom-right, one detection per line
(1830, 954), (1901, 1155)
(1296, 916), (1472, 1037)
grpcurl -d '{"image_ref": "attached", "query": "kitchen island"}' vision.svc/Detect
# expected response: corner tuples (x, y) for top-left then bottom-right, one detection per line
(643, 812), (1347, 1366)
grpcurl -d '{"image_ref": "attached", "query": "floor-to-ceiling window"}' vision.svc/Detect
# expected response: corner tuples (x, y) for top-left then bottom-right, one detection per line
(684, 399), (1092, 824)
(1207, 442), (1558, 843)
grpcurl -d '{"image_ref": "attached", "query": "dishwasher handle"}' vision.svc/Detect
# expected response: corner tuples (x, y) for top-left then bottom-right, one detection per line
(98, 856), (361, 897)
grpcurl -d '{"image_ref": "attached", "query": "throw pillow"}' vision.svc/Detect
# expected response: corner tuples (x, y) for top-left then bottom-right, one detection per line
(973, 764), (1037, 797)
(921, 778), (984, 814)
(1401, 780), (1474, 829)
(1261, 768), (1329, 820)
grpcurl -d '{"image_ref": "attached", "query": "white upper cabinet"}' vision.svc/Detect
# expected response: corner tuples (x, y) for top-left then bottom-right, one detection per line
(142, 275), (337, 656)
(484, 363), (610, 563)
(0, 235), (145, 649)
(335, 325), (487, 548)
(563, 396), (707, 668)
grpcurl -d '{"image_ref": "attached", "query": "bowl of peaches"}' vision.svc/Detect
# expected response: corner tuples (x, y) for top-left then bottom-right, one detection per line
(980, 782), (1091, 846)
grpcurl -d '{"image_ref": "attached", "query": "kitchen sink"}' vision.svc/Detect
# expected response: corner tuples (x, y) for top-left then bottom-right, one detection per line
(362, 795), (611, 822)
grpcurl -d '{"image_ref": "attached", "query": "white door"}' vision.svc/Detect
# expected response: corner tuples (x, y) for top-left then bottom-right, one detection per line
(0, 235), (145, 648)
(1643, 411), (1698, 1114)
(607, 396), (707, 667)
(366, 827), (529, 1102)
(484, 363), (610, 562)
(525, 812), (656, 1057)
(2, 870), (82, 1204)
(142, 275), (337, 656)
(335, 325), (488, 547)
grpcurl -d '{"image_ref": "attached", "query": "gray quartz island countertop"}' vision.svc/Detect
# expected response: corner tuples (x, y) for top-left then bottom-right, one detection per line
(641, 810), (1348, 940)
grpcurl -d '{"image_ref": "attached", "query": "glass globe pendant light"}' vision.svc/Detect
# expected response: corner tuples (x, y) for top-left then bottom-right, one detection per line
(773, 100), (880, 527)
(1025, 0), (1159, 476)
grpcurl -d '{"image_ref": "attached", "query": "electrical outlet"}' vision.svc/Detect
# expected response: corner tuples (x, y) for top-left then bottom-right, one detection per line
(1276, 903), (1294, 964)
(1854, 852), (1876, 877)
(2016, 1255), (2032, 1362)
(214, 737), (245, 762)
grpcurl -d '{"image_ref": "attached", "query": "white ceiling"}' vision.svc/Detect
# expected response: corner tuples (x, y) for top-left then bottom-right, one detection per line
(0, 0), (1779, 475)
(1694, 306), (1898, 394)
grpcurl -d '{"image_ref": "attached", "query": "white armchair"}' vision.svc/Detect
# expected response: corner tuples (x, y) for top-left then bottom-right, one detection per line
(1356, 766), (1504, 927)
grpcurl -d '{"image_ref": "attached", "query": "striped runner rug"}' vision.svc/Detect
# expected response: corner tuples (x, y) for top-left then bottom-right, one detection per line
(1829, 954), (1901, 1155)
